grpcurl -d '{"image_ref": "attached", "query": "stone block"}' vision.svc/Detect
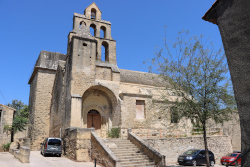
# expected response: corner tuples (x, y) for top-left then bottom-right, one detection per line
(14, 150), (20, 159)
(19, 153), (30, 163)
(76, 149), (89, 161)
(20, 146), (30, 156)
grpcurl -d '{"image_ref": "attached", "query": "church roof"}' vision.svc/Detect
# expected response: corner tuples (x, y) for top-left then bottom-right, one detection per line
(202, 0), (220, 24)
(120, 69), (171, 87)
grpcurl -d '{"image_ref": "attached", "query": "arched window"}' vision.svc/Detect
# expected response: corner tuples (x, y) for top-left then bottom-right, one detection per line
(79, 21), (86, 28)
(91, 8), (96, 19)
(101, 41), (109, 61)
(90, 24), (96, 37)
(100, 26), (106, 38)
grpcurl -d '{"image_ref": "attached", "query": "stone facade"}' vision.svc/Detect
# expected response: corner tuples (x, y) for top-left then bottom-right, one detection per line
(27, 3), (240, 161)
(0, 104), (15, 151)
(28, 2), (190, 151)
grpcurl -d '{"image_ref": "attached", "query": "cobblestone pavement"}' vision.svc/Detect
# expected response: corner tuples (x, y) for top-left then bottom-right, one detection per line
(0, 151), (102, 167)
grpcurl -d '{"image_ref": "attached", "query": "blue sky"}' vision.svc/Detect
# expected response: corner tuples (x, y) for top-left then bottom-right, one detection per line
(0, 0), (221, 105)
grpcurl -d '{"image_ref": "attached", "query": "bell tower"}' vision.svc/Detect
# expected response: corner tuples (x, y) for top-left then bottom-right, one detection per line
(64, 3), (120, 128)
(67, 2), (118, 66)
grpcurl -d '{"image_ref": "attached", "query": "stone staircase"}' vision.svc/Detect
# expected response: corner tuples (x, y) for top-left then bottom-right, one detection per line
(104, 138), (155, 167)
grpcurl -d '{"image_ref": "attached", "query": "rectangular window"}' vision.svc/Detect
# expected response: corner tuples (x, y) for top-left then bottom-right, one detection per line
(136, 100), (145, 119)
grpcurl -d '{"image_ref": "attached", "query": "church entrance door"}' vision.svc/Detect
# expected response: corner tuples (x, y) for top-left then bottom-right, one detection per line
(87, 109), (101, 130)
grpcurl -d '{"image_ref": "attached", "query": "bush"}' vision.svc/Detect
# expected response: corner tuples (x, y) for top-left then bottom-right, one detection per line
(2, 143), (11, 152)
(108, 127), (120, 138)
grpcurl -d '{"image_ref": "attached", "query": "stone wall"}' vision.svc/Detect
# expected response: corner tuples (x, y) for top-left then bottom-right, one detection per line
(50, 61), (66, 138)
(0, 104), (15, 151)
(146, 136), (233, 164)
(63, 127), (93, 161)
(29, 69), (57, 150)
(91, 131), (119, 167)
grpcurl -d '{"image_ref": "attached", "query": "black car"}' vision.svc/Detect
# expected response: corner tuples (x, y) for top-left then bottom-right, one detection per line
(178, 149), (215, 166)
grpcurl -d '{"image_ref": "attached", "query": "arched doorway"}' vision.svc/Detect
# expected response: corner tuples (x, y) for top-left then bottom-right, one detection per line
(87, 109), (101, 130)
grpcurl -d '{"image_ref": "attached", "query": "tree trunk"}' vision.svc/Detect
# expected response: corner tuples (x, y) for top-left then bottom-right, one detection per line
(203, 123), (210, 167)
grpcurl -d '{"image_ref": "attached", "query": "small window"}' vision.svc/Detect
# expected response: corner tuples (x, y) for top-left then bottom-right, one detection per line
(83, 43), (87, 46)
(79, 21), (86, 28)
(136, 100), (145, 119)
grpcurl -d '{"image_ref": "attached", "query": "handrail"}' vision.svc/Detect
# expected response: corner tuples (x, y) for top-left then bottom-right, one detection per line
(226, 148), (250, 167)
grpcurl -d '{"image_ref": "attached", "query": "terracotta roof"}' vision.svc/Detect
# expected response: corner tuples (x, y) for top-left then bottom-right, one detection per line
(0, 103), (16, 111)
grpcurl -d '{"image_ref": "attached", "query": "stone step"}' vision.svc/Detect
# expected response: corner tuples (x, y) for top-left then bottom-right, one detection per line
(119, 157), (151, 162)
(120, 160), (155, 166)
(111, 150), (140, 154)
(111, 147), (139, 152)
(120, 163), (155, 167)
(104, 138), (155, 167)
(116, 154), (148, 159)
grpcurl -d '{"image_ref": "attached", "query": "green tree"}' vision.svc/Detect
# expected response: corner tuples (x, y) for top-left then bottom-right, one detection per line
(7, 100), (28, 133)
(148, 30), (236, 167)
(7, 100), (25, 112)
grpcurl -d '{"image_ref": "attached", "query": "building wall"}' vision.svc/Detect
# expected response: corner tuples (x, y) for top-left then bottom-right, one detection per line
(0, 104), (15, 151)
(29, 69), (56, 150)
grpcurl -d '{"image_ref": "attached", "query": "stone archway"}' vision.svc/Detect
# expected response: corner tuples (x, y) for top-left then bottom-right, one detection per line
(87, 109), (101, 130)
(82, 85), (118, 138)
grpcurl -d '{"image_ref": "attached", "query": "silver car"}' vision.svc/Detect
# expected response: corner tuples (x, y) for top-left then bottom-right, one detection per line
(40, 137), (62, 157)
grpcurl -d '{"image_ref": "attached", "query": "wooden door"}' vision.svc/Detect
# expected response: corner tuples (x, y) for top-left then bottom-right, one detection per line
(87, 110), (101, 130)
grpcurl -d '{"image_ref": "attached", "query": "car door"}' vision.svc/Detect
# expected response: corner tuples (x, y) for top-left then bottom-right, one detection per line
(197, 150), (206, 164)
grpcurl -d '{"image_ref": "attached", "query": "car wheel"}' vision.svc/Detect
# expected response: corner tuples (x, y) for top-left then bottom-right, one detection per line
(210, 160), (215, 166)
(58, 154), (61, 157)
(235, 161), (238, 166)
(192, 159), (197, 166)
(43, 153), (47, 157)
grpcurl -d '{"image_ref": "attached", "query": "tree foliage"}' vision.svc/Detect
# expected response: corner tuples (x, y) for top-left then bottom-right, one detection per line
(148, 29), (236, 167)
(7, 100), (28, 133)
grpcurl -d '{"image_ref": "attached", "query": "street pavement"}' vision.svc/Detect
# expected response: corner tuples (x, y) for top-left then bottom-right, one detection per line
(0, 151), (236, 167)
(0, 151), (102, 167)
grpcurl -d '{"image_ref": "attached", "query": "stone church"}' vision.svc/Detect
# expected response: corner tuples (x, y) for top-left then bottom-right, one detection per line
(27, 3), (189, 150)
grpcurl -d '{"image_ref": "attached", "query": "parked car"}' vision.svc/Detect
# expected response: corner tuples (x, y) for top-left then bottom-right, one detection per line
(40, 137), (62, 157)
(177, 149), (215, 166)
(221, 152), (241, 166)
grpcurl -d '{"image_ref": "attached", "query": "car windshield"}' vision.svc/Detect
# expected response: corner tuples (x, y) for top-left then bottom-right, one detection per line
(183, 150), (199, 155)
(227, 153), (238, 157)
(48, 139), (61, 146)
